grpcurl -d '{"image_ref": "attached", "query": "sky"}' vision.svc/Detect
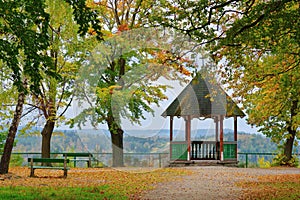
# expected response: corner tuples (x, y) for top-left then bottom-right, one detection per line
(67, 77), (259, 136)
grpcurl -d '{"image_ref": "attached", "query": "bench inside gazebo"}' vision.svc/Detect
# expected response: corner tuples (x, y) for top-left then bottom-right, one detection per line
(162, 73), (245, 166)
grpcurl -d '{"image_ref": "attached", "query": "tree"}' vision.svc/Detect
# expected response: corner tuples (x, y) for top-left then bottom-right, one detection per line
(210, 0), (299, 164)
(0, 0), (52, 174)
(0, 0), (102, 173)
(73, 0), (197, 167)
(154, 0), (299, 164)
(28, 0), (99, 160)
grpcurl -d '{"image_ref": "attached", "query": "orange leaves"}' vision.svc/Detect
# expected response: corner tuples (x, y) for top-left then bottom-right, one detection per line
(178, 65), (191, 76)
(87, 27), (97, 36)
(148, 50), (192, 76)
(117, 24), (130, 32)
(239, 173), (300, 200)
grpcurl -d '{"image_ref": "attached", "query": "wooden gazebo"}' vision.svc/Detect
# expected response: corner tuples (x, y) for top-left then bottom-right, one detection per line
(162, 74), (245, 165)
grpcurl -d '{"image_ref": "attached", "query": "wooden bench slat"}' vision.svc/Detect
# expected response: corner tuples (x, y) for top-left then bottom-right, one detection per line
(27, 158), (70, 163)
(62, 153), (93, 157)
(31, 166), (70, 170)
(62, 153), (93, 168)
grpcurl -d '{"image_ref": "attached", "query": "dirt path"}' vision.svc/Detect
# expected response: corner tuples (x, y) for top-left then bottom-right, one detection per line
(140, 166), (300, 200)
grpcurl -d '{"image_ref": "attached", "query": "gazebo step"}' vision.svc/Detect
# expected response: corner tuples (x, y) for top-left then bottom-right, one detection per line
(169, 160), (238, 167)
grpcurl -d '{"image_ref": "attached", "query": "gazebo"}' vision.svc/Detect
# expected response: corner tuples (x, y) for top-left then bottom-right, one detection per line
(162, 73), (245, 165)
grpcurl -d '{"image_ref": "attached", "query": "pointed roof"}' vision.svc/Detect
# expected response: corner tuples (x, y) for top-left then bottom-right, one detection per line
(161, 74), (245, 118)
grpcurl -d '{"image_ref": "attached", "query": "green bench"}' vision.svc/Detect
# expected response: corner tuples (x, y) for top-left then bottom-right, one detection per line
(28, 158), (70, 178)
(62, 153), (93, 168)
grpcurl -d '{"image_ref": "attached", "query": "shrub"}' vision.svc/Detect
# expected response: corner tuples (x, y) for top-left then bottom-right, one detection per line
(9, 154), (24, 167)
(258, 157), (271, 168)
(272, 153), (299, 167)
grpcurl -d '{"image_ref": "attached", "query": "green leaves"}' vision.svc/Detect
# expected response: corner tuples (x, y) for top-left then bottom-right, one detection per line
(0, 0), (51, 93)
(64, 0), (103, 41)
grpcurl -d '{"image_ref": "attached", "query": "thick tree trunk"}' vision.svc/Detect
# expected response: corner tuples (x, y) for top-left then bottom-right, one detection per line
(41, 120), (55, 159)
(283, 99), (298, 164)
(0, 91), (25, 174)
(107, 117), (124, 167)
(283, 130), (295, 162)
(111, 131), (124, 167)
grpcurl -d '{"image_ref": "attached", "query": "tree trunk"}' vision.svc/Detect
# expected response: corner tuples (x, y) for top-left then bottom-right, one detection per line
(0, 91), (25, 174)
(41, 120), (55, 159)
(111, 131), (124, 167)
(283, 99), (298, 164)
(107, 117), (124, 167)
(283, 130), (295, 163)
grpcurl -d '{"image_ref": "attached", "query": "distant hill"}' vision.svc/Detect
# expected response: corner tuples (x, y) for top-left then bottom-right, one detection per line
(13, 128), (288, 154)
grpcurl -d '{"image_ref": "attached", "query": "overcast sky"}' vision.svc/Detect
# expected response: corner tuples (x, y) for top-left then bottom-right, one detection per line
(68, 78), (259, 136)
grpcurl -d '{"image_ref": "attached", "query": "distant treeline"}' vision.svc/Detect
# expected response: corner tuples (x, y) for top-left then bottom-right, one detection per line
(12, 129), (290, 155)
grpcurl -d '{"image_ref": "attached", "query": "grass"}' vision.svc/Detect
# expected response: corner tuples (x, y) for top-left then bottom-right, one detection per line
(0, 185), (125, 200)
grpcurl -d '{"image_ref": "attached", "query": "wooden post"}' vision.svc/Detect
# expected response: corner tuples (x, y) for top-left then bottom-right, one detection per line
(234, 116), (238, 159)
(170, 116), (173, 160)
(30, 158), (34, 177)
(214, 116), (219, 160)
(88, 154), (92, 168)
(220, 115), (224, 161)
(215, 116), (219, 142)
(185, 116), (191, 161)
(64, 157), (67, 178)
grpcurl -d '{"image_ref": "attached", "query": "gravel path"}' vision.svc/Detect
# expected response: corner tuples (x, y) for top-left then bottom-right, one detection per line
(140, 166), (300, 200)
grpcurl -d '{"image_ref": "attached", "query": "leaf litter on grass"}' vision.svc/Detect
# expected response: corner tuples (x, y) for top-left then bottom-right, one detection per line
(0, 166), (192, 199)
(238, 171), (300, 200)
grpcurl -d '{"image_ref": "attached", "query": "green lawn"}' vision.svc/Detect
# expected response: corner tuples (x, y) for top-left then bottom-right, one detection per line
(0, 185), (126, 200)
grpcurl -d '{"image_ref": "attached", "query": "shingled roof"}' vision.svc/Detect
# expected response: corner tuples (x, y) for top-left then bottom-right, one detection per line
(161, 74), (245, 118)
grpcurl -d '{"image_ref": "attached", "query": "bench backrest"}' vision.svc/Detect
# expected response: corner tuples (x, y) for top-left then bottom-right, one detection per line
(62, 153), (93, 157)
(28, 158), (70, 163)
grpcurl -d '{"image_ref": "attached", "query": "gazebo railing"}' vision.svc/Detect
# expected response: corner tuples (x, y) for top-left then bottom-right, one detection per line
(223, 141), (237, 160)
(170, 141), (188, 160)
(191, 141), (219, 160)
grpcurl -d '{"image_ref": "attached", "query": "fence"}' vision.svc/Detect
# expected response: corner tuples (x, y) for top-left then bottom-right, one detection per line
(2, 152), (300, 168)
(3, 152), (169, 168)
(238, 152), (300, 168)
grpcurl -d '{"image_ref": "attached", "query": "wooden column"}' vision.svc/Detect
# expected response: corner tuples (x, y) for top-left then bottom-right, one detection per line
(170, 116), (173, 160)
(234, 116), (238, 159)
(220, 115), (224, 161)
(214, 116), (219, 142)
(234, 116), (238, 141)
(185, 116), (191, 161)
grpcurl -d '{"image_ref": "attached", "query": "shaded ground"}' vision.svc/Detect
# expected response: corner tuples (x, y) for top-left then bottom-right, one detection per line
(140, 166), (300, 200)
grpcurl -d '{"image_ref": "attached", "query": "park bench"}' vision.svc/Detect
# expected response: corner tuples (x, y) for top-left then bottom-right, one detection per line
(62, 153), (93, 168)
(28, 157), (70, 178)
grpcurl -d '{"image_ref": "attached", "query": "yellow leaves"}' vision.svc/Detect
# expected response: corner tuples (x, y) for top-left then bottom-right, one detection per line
(96, 85), (122, 97)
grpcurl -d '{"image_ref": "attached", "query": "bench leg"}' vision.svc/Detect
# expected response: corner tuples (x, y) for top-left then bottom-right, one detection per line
(30, 168), (34, 177)
(87, 161), (91, 168)
(64, 169), (67, 178)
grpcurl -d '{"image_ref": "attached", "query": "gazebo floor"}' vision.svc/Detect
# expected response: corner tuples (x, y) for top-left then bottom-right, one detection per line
(169, 160), (238, 167)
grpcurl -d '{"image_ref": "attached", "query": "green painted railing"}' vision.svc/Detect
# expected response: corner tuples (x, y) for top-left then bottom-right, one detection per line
(223, 142), (237, 160)
(2, 152), (169, 168)
(238, 152), (300, 168)
(3, 152), (300, 168)
(171, 142), (188, 160)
